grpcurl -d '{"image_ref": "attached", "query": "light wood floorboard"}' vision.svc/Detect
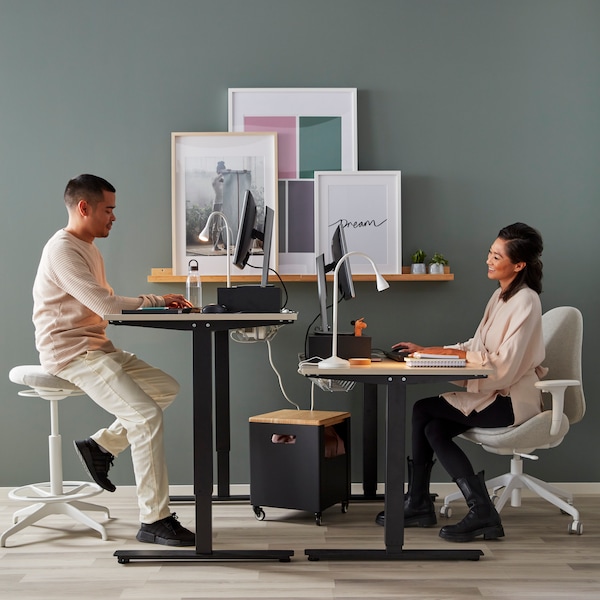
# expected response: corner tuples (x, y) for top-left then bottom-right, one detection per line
(0, 487), (599, 599)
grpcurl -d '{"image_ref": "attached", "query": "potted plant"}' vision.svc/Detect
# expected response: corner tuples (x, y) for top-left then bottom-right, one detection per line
(410, 249), (427, 274)
(428, 252), (449, 275)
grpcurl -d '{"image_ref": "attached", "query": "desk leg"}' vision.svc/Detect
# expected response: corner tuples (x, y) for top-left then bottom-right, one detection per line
(305, 381), (482, 562)
(362, 383), (378, 498)
(214, 330), (231, 499)
(169, 329), (237, 504)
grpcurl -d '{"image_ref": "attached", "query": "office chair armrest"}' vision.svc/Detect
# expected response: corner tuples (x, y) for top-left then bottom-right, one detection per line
(534, 379), (580, 436)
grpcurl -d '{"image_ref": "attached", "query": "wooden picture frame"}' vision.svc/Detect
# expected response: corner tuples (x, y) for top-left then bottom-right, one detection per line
(315, 171), (402, 275)
(171, 132), (278, 277)
(228, 88), (357, 275)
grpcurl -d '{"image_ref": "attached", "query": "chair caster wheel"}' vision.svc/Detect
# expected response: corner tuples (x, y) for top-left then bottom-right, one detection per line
(569, 520), (583, 535)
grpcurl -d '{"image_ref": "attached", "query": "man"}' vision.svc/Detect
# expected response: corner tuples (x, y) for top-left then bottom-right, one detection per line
(32, 174), (194, 546)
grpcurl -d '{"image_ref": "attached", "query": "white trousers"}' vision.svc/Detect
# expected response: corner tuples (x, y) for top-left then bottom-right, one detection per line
(57, 350), (179, 524)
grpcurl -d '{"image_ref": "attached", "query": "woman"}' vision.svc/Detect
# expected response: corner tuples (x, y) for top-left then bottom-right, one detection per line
(377, 222), (546, 542)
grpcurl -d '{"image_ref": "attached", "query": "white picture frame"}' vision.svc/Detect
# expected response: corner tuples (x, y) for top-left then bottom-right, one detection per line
(171, 132), (278, 277)
(315, 171), (402, 275)
(228, 88), (357, 275)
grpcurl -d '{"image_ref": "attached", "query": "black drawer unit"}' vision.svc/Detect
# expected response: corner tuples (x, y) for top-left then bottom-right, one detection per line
(249, 410), (351, 525)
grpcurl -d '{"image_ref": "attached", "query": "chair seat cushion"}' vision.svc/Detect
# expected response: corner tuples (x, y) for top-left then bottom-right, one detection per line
(9, 365), (81, 391)
(461, 410), (569, 455)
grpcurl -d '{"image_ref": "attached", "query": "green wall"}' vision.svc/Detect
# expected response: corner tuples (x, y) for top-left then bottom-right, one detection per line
(1, 0), (598, 488)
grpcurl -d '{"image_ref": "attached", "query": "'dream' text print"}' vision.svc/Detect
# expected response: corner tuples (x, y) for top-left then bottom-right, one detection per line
(330, 218), (387, 230)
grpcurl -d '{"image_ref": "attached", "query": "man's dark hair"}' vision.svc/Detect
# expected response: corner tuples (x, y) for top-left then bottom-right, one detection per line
(64, 174), (115, 209)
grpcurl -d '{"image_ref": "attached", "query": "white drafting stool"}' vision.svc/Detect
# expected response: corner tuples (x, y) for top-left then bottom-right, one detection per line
(1, 366), (110, 547)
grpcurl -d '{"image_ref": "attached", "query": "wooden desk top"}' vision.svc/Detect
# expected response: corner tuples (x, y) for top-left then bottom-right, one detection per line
(299, 359), (492, 378)
(105, 311), (298, 322)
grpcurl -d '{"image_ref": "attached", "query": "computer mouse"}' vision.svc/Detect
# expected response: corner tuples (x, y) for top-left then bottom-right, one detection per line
(385, 347), (411, 362)
(201, 303), (228, 314)
(391, 347), (410, 356)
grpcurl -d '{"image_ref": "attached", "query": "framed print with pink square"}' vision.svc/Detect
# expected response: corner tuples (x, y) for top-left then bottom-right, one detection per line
(228, 88), (357, 275)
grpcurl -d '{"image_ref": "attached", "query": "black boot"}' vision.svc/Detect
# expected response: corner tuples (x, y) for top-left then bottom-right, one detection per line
(439, 471), (504, 542)
(375, 458), (437, 527)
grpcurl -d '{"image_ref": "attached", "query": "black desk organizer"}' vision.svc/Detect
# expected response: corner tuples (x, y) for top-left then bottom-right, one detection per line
(249, 410), (351, 525)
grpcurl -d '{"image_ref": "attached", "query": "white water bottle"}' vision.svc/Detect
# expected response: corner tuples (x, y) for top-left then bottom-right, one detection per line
(186, 259), (202, 308)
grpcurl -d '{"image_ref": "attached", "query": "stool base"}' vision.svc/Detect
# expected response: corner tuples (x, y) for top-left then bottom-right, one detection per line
(1, 481), (110, 547)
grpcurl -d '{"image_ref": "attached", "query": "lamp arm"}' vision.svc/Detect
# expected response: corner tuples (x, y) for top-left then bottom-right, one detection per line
(199, 211), (231, 288)
(318, 251), (388, 370)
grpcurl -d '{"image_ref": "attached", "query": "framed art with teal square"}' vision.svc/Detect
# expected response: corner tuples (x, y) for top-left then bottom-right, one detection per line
(229, 88), (357, 275)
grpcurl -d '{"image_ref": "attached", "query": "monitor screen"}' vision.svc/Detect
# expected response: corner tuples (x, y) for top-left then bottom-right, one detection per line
(314, 224), (355, 333)
(315, 253), (330, 333)
(260, 206), (274, 288)
(331, 224), (356, 301)
(233, 190), (257, 270)
(232, 189), (274, 289)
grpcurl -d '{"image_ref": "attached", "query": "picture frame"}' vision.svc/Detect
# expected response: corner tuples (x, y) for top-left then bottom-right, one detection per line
(228, 88), (358, 275)
(171, 132), (278, 277)
(315, 171), (402, 275)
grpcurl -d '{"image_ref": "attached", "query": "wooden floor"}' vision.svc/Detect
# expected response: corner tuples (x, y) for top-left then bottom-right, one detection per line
(1, 487), (599, 599)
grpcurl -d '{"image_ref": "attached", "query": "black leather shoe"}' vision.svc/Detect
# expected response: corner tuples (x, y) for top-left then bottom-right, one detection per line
(73, 438), (116, 492)
(439, 471), (504, 543)
(136, 513), (195, 546)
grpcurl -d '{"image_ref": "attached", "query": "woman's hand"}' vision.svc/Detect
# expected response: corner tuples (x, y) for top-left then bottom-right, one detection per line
(391, 342), (466, 359)
(391, 342), (423, 354)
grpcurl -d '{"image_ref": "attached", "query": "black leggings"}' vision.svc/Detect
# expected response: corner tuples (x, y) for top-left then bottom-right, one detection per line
(412, 395), (515, 480)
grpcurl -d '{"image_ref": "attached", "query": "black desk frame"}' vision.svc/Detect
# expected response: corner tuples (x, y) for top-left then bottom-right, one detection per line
(301, 366), (488, 562)
(106, 313), (296, 564)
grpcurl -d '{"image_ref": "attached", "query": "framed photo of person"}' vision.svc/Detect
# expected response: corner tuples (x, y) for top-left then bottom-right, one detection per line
(171, 132), (278, 277)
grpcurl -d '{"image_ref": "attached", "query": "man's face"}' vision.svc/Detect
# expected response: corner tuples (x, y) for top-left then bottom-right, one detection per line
(85, 190), (116, 239)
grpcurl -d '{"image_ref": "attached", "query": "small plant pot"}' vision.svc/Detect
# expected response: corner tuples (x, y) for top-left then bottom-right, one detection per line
(411, 263), (427, 274)
(428, 263), (445, 275)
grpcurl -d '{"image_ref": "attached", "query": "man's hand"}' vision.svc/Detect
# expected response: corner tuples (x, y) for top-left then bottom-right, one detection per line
(163, 294), (193, 309)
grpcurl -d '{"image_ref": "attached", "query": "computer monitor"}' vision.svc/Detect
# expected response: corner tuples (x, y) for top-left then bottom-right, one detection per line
(314, 224), (355, 333)
(232, 189), (273, 288)
(260, 205), (274, 288)
(315, 253), (330, 332)
(233, 189), (258, 269)
(331, 224), (355, 301)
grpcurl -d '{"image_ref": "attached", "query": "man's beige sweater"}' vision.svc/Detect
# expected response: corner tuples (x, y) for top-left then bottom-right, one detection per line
(33, 229), (165, 375)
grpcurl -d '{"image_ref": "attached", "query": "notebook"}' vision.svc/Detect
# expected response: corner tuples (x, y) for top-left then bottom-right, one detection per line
(404, 352), (465, 368)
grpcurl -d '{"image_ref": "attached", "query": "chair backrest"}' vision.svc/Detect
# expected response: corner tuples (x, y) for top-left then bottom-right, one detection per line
(541, 306), (585, 425)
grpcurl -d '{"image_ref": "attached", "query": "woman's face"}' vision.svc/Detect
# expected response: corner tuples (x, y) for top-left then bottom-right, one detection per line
(486, 237), (525, 289)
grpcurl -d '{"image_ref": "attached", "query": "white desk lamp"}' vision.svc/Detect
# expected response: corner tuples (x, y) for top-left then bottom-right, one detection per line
(199, 211), (232, 288)
(318, 251), (389, 369)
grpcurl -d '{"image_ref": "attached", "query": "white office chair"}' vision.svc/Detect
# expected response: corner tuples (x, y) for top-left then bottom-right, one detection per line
(1, 366), (110, 547)
(440, 306), (585, 534)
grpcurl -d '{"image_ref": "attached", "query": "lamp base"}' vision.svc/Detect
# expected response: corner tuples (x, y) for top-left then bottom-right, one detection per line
(318, 356), (351, 369)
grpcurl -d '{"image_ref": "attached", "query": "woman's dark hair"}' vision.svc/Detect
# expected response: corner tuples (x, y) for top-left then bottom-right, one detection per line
(497, 222), (543, 301)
